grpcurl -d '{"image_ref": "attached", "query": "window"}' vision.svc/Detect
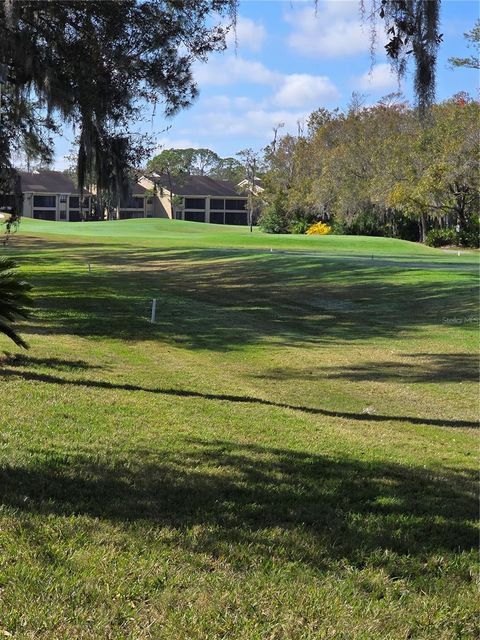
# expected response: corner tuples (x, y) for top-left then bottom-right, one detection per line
(33, 210), (56, 220)
(59, 195), (67, 203)
(146, 197), (153, 205)
(175, 211), (183, 220)
(120, 196), (144, 209)
(59, 211), (67, 220)
(225, 212), (248, 226)
(210, 198), (224, 210)
(33, 195), (56, 208)
(210, 212), (224, 225)
(69, 196), (89, 209)
(68, 211), (82, 222)
(185, 198), (205, 210)
(225, 199), (247, 211)
(119, 210), (144, 219)
(184, 211), (205, 223)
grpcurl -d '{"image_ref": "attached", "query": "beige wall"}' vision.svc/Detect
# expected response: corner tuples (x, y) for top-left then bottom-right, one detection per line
(138, 176), (171, 218)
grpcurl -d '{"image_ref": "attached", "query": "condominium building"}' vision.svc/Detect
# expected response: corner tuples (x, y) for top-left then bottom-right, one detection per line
(19, 171), (92, 221)
(139, 174), (249, 225)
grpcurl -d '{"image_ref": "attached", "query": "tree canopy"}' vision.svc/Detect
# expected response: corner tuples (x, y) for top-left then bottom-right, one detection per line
(147, 148), (244, 183)
(0, 0), (450, 210)
(258, 94), (479, 245)
(0, 0), (237, 208)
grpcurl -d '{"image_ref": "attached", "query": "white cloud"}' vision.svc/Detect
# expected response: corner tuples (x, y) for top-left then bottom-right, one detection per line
(195, 53), (339, 110)
(273, 73), (339, 108)
(234, 95), (262, 110)
(202, 95), (233, 110)
(203, 95), (262, 110)
(356, 63), (399, 91)
(194, 108), (309, 140)
(194, 55), (279, 86)
(286, 3), (386, 58)
(195, 54), (339, 110)
(189, 43), (341, 147)
(225, 16), (267, 53)
(318, 0), (361, 18)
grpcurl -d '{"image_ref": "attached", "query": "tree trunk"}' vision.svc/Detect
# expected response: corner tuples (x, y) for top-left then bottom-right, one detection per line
(419, 211), (428, 243)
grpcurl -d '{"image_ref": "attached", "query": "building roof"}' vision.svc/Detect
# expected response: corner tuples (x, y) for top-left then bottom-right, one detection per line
(19, 171), (149, 196)
(129, 180), (148, 195)
(150, 174), (245, 197)
(19, 171), (92, 195)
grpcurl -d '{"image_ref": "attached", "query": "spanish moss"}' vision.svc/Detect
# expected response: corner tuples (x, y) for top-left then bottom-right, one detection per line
(0, 0), (238, 214)
(374, 0), (442, 118)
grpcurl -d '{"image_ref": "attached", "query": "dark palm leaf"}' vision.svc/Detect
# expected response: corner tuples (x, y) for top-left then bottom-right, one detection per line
(0, 258), (32, 349)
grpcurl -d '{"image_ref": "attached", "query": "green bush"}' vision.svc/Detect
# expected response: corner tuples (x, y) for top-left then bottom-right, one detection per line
(331, 211), (386, 237)
(289, 210), (319, 234)
(258, 203), (290, 234)
(0, 257), (32, 348)
(458, 228), (480, 248)
(425, 228), (457, 247)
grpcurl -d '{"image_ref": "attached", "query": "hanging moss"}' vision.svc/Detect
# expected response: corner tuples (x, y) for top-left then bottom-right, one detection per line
(0, 0), (237, 203)
(373, 0), (442, 117)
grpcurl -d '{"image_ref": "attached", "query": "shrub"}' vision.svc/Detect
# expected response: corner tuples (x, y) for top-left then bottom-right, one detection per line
(425, 228), (457, 247)
(332, 211), (386, 237)
(458, 229), (480, 248)
(287, 208), (320, 234)
(289, 218), (311, 234)
(258, 202), (289, 234)
(0, 258), (32, 348)
(306, 221), (332, 235)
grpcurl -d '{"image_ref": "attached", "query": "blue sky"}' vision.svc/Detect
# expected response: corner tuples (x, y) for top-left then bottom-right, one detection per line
(52, 0), (479, 168)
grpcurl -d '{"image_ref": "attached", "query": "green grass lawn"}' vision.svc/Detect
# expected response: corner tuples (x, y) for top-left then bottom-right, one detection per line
(0, 219), (478, 639)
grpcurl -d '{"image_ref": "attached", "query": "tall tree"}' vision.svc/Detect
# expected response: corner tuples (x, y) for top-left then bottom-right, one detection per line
(190, 149), (221, 176)
(261, 93), (479, 242)
(0, 0), (237, 209)
(147, 149), (196, 176)
(147, 148), (221, 177)
(236, 148), (263, 232)
(386, 96), (480, 238)
(210, 157), (244, 183)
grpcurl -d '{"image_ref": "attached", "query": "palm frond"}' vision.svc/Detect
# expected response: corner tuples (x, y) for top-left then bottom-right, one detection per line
(0, 258), (33, 349)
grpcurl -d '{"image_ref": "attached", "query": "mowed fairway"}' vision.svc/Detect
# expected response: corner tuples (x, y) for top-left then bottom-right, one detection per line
(1, 218), (478, 639)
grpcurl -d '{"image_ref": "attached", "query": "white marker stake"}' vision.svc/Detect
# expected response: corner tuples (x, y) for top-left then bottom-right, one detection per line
(150, 298), (157, 323)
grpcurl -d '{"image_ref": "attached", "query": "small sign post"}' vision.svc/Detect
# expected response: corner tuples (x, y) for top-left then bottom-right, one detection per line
(150, 298), (157, 323)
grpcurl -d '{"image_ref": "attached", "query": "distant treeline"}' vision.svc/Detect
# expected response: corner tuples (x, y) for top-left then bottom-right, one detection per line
(258, 94), (479, 247)
(147, 148), (245, 185)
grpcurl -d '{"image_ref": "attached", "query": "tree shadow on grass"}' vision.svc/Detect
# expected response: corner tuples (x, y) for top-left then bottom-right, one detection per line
(257, 353), (479, 384)
(18, 250), (479, 351)
(1, 352), (104, 371)
(1, 366), (477, 428)
(0, 440), (477, 572)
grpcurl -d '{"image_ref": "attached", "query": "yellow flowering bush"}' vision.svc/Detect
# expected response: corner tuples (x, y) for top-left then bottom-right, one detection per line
(306, 222), (332, 235)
